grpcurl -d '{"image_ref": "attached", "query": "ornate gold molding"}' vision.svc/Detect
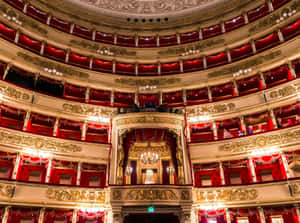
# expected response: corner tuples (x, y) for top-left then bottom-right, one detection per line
(116, 115), (183, 126)
(62, 103), (113, 117)
(46, 188), (106, 203)
(0, 183), (14, 198)
(219, 128), (300, 153)
(187, 103), (235, 116)
(0, 128), (82, 153)
(195, 188), (258, 202)
(208, 51), (282, 78)
(0, 84), (31, 101)
(269, 85), (297, 99)
(115, 78), (180, 87)
(17, 52), (89, 79)
(127, 189), (178, 200)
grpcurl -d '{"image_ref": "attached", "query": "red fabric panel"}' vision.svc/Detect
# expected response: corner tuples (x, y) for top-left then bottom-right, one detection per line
(237, 75), (261, 95)
(95, 32), (114, 44)
(116, 63), (135, 75)
(69, 53), (90, 68)
(18, 162), (47, 183)
(247, 4), (269, 22)
(230, 208), (261, 223)
(114, 92), (135, 107)
(80, 170), (106, 187)
(50, 16), (71, 32)
(44, 45), (66, 61)
(0, 160), (14, 179)
(44, 209), (73, 223)
(92, 59), (113, 72)
(117, 35), (135, 47)
(64, 84), (86, 102)
(180, 31), (199, 44)
(230, 44), (253, 61)
(186, 88), (209, 105)
(281, 18), (300, 40)
(26, 5), (48, 23)
(138, 36), (157, 47)
(183, 59), (204, 72)
(77, 211), (104, 223)
(7, 207), (39, 223)
(206, 52), (228, 68)
(159, 35), (178, 46)
(161, 62), (180, 75)
(202, 24), (222, 39)
(50, 168), (77, 185)
(138, 93), (159, 107)
(4, 0), (25, 10)
(162, 91), (184, 107)
(73, 25), (93, 40)
(255, 33), (280, 52)
(18, 34), (42, 53)
(0, 22), (16, 41)
(138, 64), (158, 76)
(211, 83), (234, 101)
(225, 16), (245, 32)
(264, 206), (297, 223)
(263, 65), (289, 88)
(89, 89), (111, 106)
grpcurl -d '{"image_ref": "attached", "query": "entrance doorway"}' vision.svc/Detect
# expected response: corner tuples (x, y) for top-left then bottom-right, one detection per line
(123, 213), (180, 223)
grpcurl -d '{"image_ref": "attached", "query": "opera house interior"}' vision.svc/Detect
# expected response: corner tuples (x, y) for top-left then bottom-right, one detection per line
(0, 0), (299, 222)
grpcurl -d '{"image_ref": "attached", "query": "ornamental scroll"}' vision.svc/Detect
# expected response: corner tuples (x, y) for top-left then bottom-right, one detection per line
(0, 183), (14, 198)
(127, 189), (178, 201)
(46, 188), (106, 203)
(195, 188), (258, 202)
(219, 128), (300, 153)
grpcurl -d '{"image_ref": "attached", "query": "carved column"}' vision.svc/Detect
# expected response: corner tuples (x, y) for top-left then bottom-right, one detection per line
(177, 33), (181, 45)
(70, 23), (75, 34)
(199, 28), (203, 40)
(135, 63), (138, 76)
(280, 152), (291, 178)
(3, 64), (11, 80)
(243, 12), (249, 24)
(180, 60), (184, 73)
(14, 30), (20, 44)
(81, 121), (87, 141)
(203, 56), (207, 69)
(159, 91), (163, 105)
(258, 207), (266, 223)
(176, 136), (185, 184)
(219, 162), (226, 185)
(53, 118), (59, 137)
(114, 34), (117, 45)
(158, 62), (161, 75)
(207, 86), (212, 102)
(23, 3), (29, 13)
(269, 109), (278, 129)
(212, 121), (218, 140)
(116, 135), (124, 185)
(233, 79), (239, 97)
(46, 14), (51, 25)
(225, 208), (231, 223)
(12, 154), (21, 180)
(240, 116), (247, 135)
(1, 206), (9, 223)
(38, 208), (45, 223)
(76, 162), (82, 186)
(259, 72), (266, 89)
(135, 35), (138, 47)
(277, 29), (284, 42)
(85, 88), (90, 103)
(267, 0), (274, 12)
(226, 49), (232, 63)
(89, 57), (93, 69)
(250, 39), (256, 54)
(23, 111), (31, 131)
(294, 205), (300, 223)
(72, 209), (78, 223)
(221, 22), (225, 33)
(183, 89), (187, 106)
(40, 41), (45, 55)
(92, 30), (96, 41)
(288, 61), (297, 79)
(249, 157), (257, 183)
(156, 35), (160, 47)
(45, 158), (52, 183)
(65, 49), (70, 63)
(135, 91), (139, 106)
(111, 91), (114, 107)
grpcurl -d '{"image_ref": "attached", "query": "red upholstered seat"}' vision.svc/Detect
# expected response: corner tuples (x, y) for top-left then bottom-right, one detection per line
(255, 33), (280, 52)
(138, 36), (157, 47)
(211, 82), (234, 101)
(86, 124), (108, 143)
(80, 163), (106, 187)
(18, 34), (42, 53)
(95, 32), (114, 44)
(116, 63), (135, 75)
(44, 45), (66, 61)
(161, 62), (180, 75)
(223, 159), (251, 185)
(72, 25), (93, 40)
(0, 105), (25, 130)
(194, 163), (221, 187)
(180, 31), (199, 44)
(206, 52), (228, 68)
(44, 209), (73, 223)
(247, 4), (269, 22)
(50, 160), (77, 185)
(264, 206), (297, 223)
(202, 24), (222, 39)
(17, 156), (47, 183)
(92, 59), (113, 73)
(138, 64), (158, 76)
(159, 35), (178, 47)
(190, 124), (214, 142)
(4, 0), (25, 11)
(263, 64), (290, 88)
(237, 75), (262, 96)
(63, 84), (86, 102)
(58, 119), (82, 141)
(183, 59), (204, 72)
(26, 5), (48, 23)
(230, 208), (261, 223)
(162, 91), (184, 107)
(139, 93), (159, 107)
(114, 92), (135, 107)
(281, 19), (300, 41)
(50, 16), (71, 32)
(0, 22), (16, 42)
(7, 207), (40, 223)
(186, 88), (209, 105)
(77, 211), (105, 223)
(225, 16), (245, 32)
(117, 35), (135, 47)
(28, 113), (55, 136)
(89, 89), (111, 106)
(0, 152), (16, 180)
(68, 53), (90, 68)
(230, 44), (253, 62)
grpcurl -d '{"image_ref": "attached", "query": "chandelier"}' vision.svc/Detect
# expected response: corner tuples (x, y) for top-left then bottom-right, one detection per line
(140, 151), (159, 165)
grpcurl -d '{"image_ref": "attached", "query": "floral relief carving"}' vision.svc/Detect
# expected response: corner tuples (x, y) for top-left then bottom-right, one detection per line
(115, 78), (180, 87)
(117, 116), (183, 126)
(195, 188), (258, 202)
(187, 103), (235, 115)
(269, 85), (297, 99)
(127, 189), (178, 200)
(0, 85), (31, 101)
(0, 129), (82, 153)
(46, 188), (106, 203)
(62, 103), (113, 117)
(0, 184), (14, 198)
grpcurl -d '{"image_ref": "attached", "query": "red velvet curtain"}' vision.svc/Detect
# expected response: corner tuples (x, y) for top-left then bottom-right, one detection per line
(130, 160), (137, 185)
(162, 160), (170, 185)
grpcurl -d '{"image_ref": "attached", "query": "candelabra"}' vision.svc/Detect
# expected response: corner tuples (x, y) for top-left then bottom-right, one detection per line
(140, 151), (159, 165)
